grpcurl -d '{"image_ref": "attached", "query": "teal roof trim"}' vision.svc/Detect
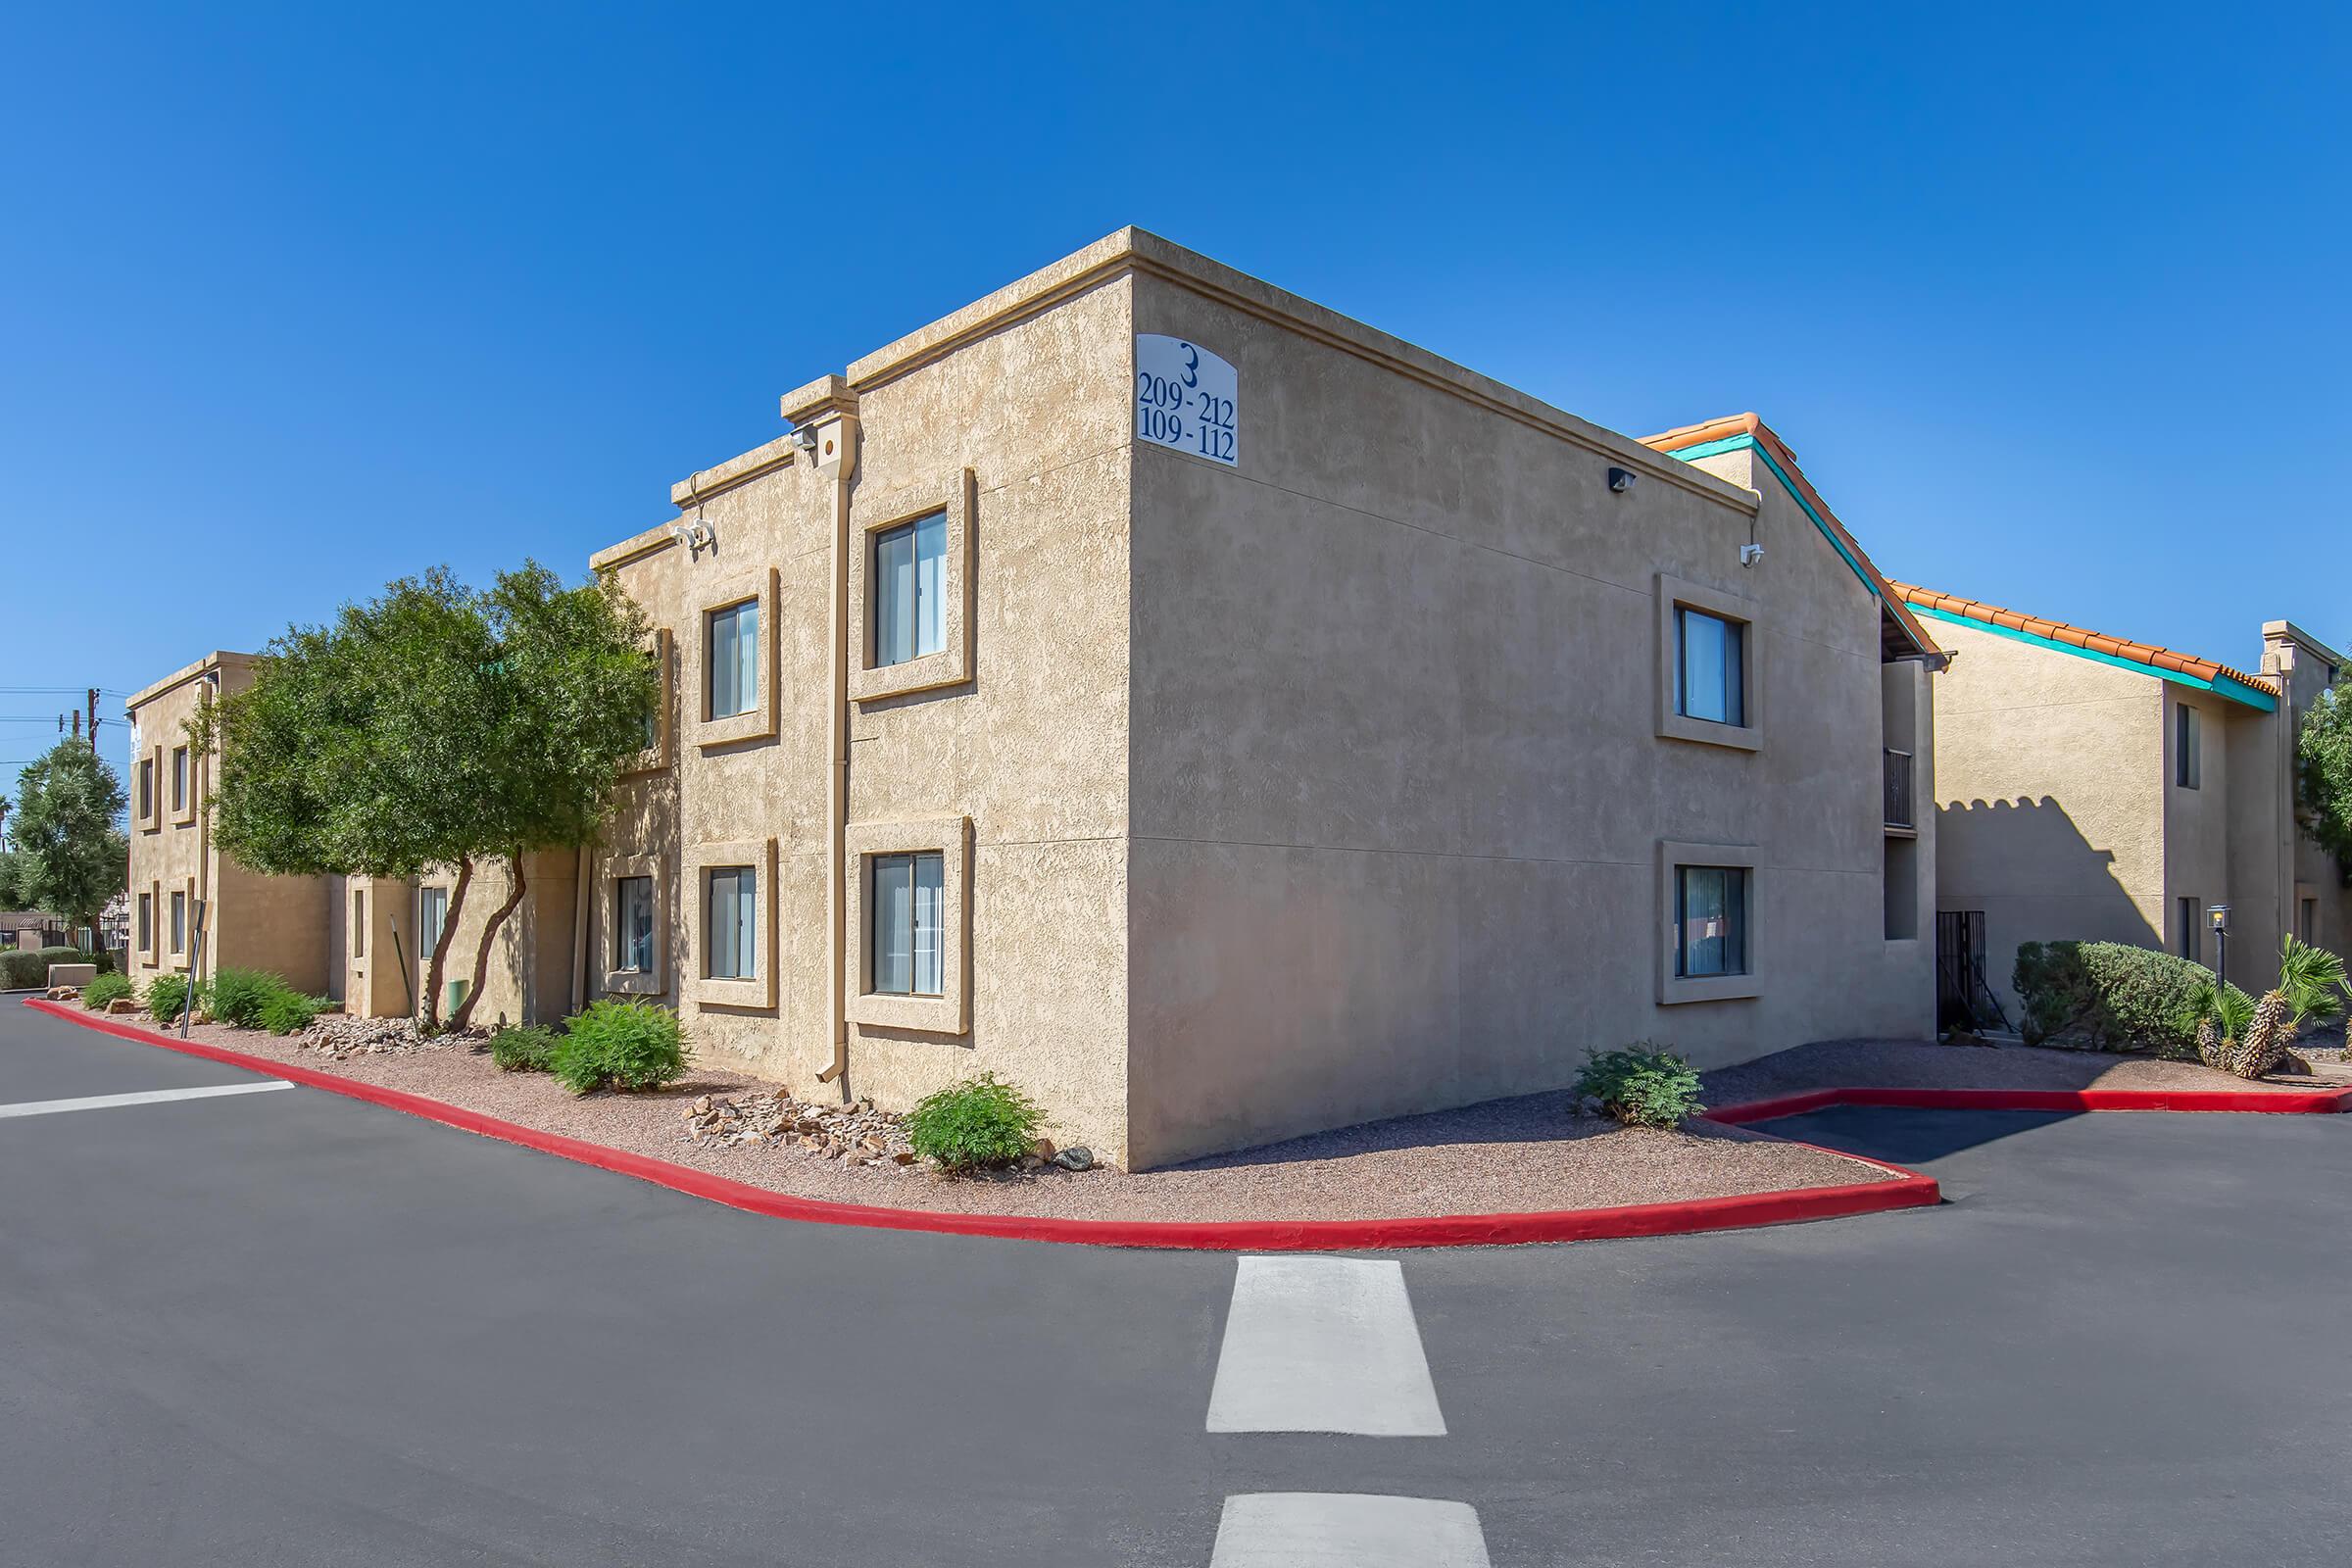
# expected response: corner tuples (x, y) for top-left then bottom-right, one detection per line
(1908, 603), (2278, 711)
(1663, 432), (1876, 600)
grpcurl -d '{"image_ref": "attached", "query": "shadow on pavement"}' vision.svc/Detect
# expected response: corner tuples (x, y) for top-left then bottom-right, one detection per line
(1756, 1104), (2084, 1167)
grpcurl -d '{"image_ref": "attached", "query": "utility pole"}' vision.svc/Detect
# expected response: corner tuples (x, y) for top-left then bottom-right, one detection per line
(86, 688), (99, 754)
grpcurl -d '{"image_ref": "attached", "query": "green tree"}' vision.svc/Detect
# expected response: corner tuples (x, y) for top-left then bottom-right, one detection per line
(198, 564), (655, 1030)
(2299, 685), (2352, 873)
(3, 741), (129, 940)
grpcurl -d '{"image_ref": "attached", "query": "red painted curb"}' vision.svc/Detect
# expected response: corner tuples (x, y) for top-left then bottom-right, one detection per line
(19, 997), (1941, 1250)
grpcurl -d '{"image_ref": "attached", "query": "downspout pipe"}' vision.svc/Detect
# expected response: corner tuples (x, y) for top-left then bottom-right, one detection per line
(569, 844), (592, 1016)
(810, 404), (859, 1089)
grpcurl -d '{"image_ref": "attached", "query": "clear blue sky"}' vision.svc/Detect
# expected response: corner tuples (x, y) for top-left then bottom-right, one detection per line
(4, 1), (2346, 766)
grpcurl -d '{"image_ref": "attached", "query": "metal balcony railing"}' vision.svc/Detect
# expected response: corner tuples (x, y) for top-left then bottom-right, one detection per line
(1884, 748), (1915, 830)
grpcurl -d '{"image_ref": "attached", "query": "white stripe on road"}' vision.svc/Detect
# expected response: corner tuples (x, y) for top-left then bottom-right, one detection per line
(1210, 1494), (1492, 1567)
(1205, 1255), (1446, 1435)
(0, 1081), (293, 1119)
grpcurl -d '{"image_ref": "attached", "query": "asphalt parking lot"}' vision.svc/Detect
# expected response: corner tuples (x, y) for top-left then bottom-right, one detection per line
(5, 997), (2348, 1566)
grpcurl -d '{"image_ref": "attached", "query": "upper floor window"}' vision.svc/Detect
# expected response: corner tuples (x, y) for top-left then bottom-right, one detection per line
(171, 746), (190, 812)
(873, 512), (948, 669)
(1675, 864), (1747, 979)
(2176, 704), (2201, 790)
(706, 599), (759, 720)
(1675, 608), (1745, 727)
(137, 758), (155, 820)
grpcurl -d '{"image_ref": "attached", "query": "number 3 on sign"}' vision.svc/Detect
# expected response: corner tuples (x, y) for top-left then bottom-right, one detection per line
(1135, 334), (1239, 467)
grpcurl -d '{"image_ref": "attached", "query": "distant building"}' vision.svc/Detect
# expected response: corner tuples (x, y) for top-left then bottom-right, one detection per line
(1895, 584), (2348, 1028)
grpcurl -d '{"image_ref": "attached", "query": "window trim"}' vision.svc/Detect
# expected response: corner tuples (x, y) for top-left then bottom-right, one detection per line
(599, 852), (668, 997)
(683, 838), (775, 1008)
(1657, 840), (1762, 1004)
(136, 889), (155, 962)
(138, 744), (164, 831)
(690, 568), (780, 750)
(845, 815), (972, 1035)
(1654, 575), (1764, 752)
(848, 469), (975, 704)
(620, 627), (675, 775)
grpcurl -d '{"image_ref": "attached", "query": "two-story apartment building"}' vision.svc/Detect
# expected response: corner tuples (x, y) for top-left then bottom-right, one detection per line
(1895, 583), (2348, 1028)
(579, 228), (1942, 1169)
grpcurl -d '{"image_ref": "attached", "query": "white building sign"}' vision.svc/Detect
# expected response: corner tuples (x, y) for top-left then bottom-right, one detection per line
(1135, 334), (1238, 466)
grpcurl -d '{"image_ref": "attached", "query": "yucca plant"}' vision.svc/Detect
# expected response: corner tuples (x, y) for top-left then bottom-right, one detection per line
(2195, 936), (2345, 1079)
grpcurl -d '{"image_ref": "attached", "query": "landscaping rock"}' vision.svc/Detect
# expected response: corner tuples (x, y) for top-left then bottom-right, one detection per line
(1053, 1147), (1095, 1172)
(1030, 1137), (1056, 1160)
(106, 997), (141, 1015)
(295, 1015), (456, 1060)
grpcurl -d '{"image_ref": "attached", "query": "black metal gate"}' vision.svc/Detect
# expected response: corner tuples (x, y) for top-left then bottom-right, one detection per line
(1936, 910), (2007, 1033)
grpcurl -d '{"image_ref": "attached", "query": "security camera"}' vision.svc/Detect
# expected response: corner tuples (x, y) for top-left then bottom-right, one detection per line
(1606, 466), (1636, 494)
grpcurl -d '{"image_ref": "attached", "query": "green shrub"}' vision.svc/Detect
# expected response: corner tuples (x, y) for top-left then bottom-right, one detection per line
(81, 972), (134, 1010)
(490, 1023), (561, 1073)
(206, 966), (294, 1029)
(145, 972), (192, 1023)
(2014, 941), (2252, 1057)
(1575, 1044), (1704, 1128)
(1, 946), (115, 989)
(549, 1001), (687, 1094)
(905, 1072), (1044, 1173)
(259, 989), (326, 1036)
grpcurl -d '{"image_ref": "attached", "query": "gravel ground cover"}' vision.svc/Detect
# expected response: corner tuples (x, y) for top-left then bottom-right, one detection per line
(69, 1011), (1899, 1221)
(1704, 1036), (2352, 1104)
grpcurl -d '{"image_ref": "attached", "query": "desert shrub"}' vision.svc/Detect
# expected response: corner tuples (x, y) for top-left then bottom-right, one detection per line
(490, 1022), (561, 1073)
(1, 946), (114, 989)
(905, 1073), (1044, 1173)
(206, 966), (296, 1029)
(259, 989), (327, 1036)
(145, 972), (192, 1022)
(1575, 1044), (1704, 1128)
(81, 972), (134, 1009)
(549, 1001), (686, 1094)
(2014, 941), (2250, 1057)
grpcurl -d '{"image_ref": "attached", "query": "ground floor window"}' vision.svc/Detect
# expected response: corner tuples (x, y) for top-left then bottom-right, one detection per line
(136, 894), (153, 954)
(705, 866), (756, 980)
(2179, 897), (2201, 962)
(613, 875), (655, 973)
(419, 886), (449, 956)
(2300, 897), (2318, 945)
(1675, 865), (1747, 979)
(869, 851), (945, 996)
(169, 891), (186, 955)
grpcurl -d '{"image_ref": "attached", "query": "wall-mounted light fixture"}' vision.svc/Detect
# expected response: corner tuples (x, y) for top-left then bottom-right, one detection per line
(1740, 543), (1765, 567)
(1606, 466), (1636, 494)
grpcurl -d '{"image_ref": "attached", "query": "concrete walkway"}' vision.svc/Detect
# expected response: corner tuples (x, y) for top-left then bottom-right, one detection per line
(4, 1000), (2349, 1565)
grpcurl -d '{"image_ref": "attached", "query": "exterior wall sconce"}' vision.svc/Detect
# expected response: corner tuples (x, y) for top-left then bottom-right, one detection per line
(1607, 466), (1636, 494)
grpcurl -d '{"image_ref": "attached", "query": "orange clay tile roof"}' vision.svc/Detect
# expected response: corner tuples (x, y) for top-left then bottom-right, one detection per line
(1640, 413), (1941, 662)
(1886, 582), (2279, 696)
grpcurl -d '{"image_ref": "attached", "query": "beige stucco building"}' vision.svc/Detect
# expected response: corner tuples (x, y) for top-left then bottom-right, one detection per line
(1895, 583), (2349, 1027)
(123, 653), (335, 995)
(579, 230), (1944, 1169)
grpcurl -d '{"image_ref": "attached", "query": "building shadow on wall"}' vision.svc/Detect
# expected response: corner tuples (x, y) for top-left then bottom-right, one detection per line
(1936, 795), (2162, 953)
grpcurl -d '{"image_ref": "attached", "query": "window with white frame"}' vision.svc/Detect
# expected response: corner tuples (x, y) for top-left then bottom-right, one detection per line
(2176, 704), (2202, 790)
(170, 890), (187, 955)
(1675, 865), (1747, 978)
(706, 599), (759, 720)
(419, 886), (449, 956)
(872, 512), (948, 669)
(171, 745), (190, 812)
(613, 875), (655, 973)
(705, 865), (757, 980)
(869, 851), (945, 996)
(1675, 608), (1745, 726)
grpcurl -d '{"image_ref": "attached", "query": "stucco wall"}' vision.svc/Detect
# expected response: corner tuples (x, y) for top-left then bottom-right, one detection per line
(593, 272), (1135, 1160)
(1121, 267), (1933, 1168)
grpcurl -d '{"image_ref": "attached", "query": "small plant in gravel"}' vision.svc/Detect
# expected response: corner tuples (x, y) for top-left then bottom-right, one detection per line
(206, 966), (294, 1029)
(81, 972), (134, 1010)
(549, 1000), (686, 1094)
(259, 989), (327, 1036)
(1575, 1044), (1704, 1129)
(490, 1022), (561, 1073)
(145, 972), (192, 1023)
(905, 1072), (1044, 1174)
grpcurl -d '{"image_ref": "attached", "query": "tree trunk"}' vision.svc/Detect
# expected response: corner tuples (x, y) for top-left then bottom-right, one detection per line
(450, 851), (527, 1034)
(420, 856), (474, 1030)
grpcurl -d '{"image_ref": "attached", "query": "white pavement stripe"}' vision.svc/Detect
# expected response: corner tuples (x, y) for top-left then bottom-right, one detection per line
(1210, 1494), (1492, 1567)
(0, 1081), (294, 1119)
(1205, 1255), (1446, 1436)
